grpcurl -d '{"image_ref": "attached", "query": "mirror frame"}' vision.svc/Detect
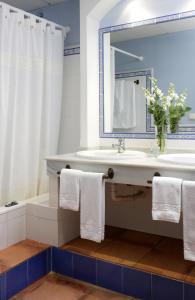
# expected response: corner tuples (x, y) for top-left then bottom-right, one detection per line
(99, 10), (195, 140)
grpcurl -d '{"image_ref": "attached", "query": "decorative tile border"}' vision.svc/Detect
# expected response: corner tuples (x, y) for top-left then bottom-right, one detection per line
(52, 247), (195, 300)
(99, 10), (195, 139)
(64, 47), (80, 56)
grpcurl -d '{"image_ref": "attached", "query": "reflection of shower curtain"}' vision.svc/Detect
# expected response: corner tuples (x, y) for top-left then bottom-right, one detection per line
(113, 79), (136, 129)
(0, 4), (64, 205)
(110, 47), (115, 131)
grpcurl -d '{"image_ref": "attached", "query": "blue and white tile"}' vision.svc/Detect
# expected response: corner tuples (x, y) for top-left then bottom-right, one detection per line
(123, 267), (151, 300)
(73, 253), (96, 285)
(52, 248), (73, 277)
(47, 247), (52, 273)
(184, 283), (195, 300)
(6, 262), (28, 299)
(0, 274), (6, 300)
(152, 275), (183, 300)
(28, 250), (48, 285)
(97, 260), (122, 293)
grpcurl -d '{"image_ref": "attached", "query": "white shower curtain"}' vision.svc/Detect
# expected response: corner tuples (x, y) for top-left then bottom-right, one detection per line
(0, 5), (64, 205)
(113, 79), (136, 129)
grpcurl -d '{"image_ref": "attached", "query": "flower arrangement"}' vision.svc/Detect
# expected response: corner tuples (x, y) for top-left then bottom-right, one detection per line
(167, 83), (191, 133)
(145, 78), (168, 152)
(144, 78), (191, 152)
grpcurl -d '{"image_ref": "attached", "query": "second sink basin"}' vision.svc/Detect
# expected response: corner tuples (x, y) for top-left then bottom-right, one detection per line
(158, 153), (195, 165)
(76, 149), (147, 160)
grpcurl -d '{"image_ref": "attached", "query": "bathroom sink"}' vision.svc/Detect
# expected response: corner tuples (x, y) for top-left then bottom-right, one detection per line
(76, 150), (147, 160)
(158, 153), (195, 165)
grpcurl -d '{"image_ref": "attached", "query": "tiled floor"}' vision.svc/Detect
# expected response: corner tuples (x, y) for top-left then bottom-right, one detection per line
(0, 240), (49, 273)
(12, 273), (138, 300)
(63, 226), (195, 283)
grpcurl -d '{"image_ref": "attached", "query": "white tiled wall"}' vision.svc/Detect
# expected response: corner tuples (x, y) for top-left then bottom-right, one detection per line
(0, 213), (8, 250)
(26, 193), (80, 247)
(26, 201), (59, 246)
(0, 205), (26, 250)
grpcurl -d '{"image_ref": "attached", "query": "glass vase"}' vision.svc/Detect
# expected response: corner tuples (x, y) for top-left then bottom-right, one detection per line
(169, 118), (179, 134)
(155, 124), (167, 154)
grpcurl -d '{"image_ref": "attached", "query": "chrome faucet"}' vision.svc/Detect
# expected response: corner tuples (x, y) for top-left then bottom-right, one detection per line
(112, 138), (126, 153)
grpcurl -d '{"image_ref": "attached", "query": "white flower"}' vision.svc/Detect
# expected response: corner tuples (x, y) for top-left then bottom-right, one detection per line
(146, 95), (155, 104)
(156, 88), (163, 97)
(174, 93), (179, 100)
(166, 96), (171, 106)
(177, 102), (184, 108)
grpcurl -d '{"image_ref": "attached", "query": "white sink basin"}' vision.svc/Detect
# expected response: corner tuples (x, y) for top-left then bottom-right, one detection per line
(76, 150), (147, 160)
(158, 153), (195, 165)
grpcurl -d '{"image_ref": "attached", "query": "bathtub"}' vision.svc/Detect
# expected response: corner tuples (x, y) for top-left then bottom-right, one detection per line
(26, 193), (59, 246)
(0, 193), (58, 250)
(0, 192), (80, 250)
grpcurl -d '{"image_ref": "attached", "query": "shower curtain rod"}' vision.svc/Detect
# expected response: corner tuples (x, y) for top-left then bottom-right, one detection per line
(0, 2), (70, 34)
(111, 46), (143, 61)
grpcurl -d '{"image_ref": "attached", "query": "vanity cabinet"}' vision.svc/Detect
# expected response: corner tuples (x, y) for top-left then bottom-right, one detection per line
(46, 152), (195, 244)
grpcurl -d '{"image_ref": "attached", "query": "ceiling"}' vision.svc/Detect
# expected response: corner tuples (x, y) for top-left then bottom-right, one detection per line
(111, 17), (195, 43)
(1, 0), (65, 11)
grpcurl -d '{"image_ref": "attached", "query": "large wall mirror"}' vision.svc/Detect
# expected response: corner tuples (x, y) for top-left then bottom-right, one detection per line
(99, 12), (195, 139)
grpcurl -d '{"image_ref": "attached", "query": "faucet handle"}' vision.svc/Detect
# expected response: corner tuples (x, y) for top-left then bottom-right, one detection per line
(119, 138), (125, 147)
(112, 138), (126, 153)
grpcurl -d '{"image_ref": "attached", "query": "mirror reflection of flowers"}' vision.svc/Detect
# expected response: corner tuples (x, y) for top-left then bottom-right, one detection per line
(144, 78), (168, 152)
(167, 83), (191, 133)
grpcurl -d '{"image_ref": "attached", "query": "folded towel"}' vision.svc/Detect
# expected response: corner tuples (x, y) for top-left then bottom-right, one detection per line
(80, 172), (105, 243)
(183, 181), (195, 261)
(152, 176), (182, 223)
(59, 169), (82, 211)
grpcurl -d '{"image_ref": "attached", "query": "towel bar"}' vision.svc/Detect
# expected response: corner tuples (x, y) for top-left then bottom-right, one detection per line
(57, 165), (114, 180)
(147, 172), (161, 184)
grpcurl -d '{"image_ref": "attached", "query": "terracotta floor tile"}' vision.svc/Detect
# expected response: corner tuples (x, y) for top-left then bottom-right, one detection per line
(82, 289), (135, 299)
(94, 240), (153, 267)
(104, 226), (126, 240)
(185, 265), (195, 284)
(155, 237), (184, 255)
(0, 239), (49, 273)
(13, 274), (90, 300)
(64, 238), (111, 256)
(117, 229), (163, 248)
(63, 226), (124, 256)
(135, 238), (194, 281)
(12, 274), (137, 300)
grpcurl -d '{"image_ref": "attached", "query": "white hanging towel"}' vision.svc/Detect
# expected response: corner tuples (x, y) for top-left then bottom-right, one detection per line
(182, 181), (195, 261)
(152, 177), (182, 223)
(113, 79), (136, 129)
(80, 172), (105, 243)
(59, 169), (82, 211)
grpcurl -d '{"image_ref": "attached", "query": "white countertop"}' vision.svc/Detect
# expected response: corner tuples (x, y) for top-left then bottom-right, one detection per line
(46, 150), (195, 172)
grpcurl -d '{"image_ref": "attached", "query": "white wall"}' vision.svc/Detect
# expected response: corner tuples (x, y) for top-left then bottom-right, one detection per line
(101, 0), (195, 27)
(80, 0), (120, 148)
(58, 54), (81, 154)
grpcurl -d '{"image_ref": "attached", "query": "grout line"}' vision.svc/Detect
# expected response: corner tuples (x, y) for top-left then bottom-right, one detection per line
(121, 266), (124, 294)
(95, 259), (97, 285)
(50, 247), (53, 272)
(71, 251), (74, 277)
(27, 260), (29, 285)
(1, 272), (7, 300)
